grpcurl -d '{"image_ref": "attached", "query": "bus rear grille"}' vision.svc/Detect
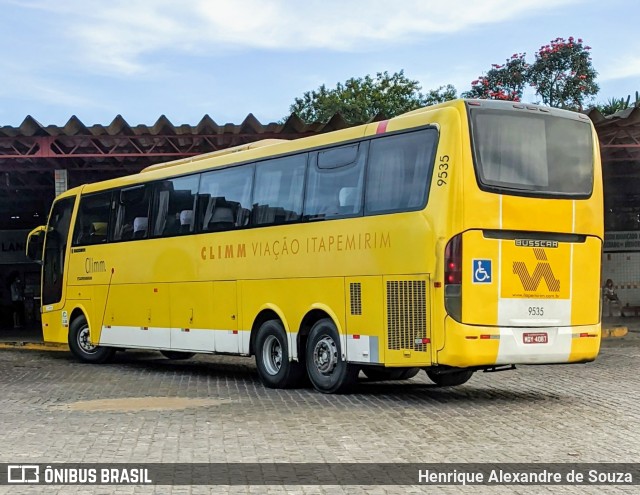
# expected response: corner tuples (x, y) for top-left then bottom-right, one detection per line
(350, 283), (362, 316)
(386, 280), (427, 352)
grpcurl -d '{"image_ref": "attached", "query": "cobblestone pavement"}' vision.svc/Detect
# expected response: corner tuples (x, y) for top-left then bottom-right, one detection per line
(0, 333), (639, 495)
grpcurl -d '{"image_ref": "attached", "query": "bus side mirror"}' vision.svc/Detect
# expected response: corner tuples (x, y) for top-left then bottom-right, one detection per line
(26, 226), (46, 264)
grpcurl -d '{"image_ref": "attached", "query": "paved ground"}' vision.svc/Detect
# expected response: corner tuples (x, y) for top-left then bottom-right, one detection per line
(0, 331), (638, 494)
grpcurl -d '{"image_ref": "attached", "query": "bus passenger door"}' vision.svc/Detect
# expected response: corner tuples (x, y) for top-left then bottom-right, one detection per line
(169, 282), (215, 352)
(212, 281), (239, 353)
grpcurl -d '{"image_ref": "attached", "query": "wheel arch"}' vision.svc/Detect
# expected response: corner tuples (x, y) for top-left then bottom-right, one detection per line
(69, 305), (90, 336)
(69, 304), (104, 345)
(298, 304), (344, 362)
(249, 304), (290, 357)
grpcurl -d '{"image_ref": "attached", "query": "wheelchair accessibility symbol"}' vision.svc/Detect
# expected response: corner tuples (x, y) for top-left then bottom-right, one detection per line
(472, 259), (492, 284)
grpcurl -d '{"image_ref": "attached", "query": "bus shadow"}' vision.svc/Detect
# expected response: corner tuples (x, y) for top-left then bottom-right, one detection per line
(93, 351), (564, 406)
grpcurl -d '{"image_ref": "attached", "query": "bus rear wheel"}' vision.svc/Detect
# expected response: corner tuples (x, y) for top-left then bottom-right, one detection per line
(160, 351), (196, 360)
(255, 319), (304, 389)
(425, 369), (474, 387)
(305, 319), (358, 394)
(362, 367), (420, 381)
(68, 315), (115, 364)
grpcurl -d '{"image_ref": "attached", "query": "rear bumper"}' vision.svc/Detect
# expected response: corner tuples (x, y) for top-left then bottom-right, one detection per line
(437, 317), (601, 368)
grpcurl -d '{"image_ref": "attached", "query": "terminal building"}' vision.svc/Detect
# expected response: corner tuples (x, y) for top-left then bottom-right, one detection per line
(588, 106), (640, 313)
(0, 106), (638, 326)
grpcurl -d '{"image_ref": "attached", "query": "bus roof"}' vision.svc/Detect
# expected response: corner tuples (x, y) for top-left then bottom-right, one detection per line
(76, 98), (468, 195)
(139, 139), (289, 173)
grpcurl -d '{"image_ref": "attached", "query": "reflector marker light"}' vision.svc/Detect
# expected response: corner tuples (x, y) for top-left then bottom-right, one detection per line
(415, 338), (430, 344)
(576, 332), (598, 338)
(376, 120), (389, 134)
(480, 334), (500, 340)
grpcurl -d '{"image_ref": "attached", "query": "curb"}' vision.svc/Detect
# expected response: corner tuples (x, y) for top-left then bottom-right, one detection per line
(0, 342), (68, 352)
(601, 326), (628, 339)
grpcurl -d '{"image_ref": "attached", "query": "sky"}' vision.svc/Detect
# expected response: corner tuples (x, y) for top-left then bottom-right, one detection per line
(0, 0), (638, 127)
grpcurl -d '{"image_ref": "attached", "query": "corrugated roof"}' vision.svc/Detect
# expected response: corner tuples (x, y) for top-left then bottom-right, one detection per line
(0, 112), (363, 139)
(586, 106), (640, 165)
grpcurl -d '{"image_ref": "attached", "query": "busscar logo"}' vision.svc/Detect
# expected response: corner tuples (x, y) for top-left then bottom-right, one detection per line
(515, 239), (559, 248)
(513, 248), (560, 292)
(8, 465), (39, 483)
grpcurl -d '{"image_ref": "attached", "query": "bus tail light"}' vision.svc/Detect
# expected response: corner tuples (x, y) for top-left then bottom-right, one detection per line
(444, 234), (462, 321)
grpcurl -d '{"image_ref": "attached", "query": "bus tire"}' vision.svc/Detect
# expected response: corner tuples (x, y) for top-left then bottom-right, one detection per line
(306, 318), (358, 394)
(426, 369), (474, 387)
(160, 351), (196, 360)
(362, 367), (420, 381)
(68, 315), (115, 364)
(255, 319), (304, 389)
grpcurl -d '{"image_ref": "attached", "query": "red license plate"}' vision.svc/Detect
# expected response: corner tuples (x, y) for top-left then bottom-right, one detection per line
(523, 332), (548, 344)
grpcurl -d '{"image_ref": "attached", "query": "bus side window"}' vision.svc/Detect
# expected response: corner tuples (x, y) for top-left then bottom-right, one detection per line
(113, 185), (150, 241)
(72, 191), (113, 246)
(152, 175), (199, 237)
(199, 165), (254, 232)
(303, 144), (365, 221)
(252, 154), (306, 226)
(365, 129), (438, 214)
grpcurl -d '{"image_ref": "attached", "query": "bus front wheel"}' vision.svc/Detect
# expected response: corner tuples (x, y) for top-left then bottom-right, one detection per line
(425, 369), (474, 387)
(68, 315), (115, 364)
(305, 319), (358, 394)
(255, 319), (305, 389)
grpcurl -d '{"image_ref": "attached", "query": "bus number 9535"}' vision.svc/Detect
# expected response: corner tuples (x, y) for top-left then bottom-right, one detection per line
(437, 155), (449, 186)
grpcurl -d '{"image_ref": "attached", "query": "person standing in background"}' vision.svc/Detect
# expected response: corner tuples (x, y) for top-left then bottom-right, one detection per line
(10, 275), (24, 329)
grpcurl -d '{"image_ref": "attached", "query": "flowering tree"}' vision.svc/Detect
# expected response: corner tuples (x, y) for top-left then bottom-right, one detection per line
(528, 37), (599, 110)
(462, 53), (528, 101)
(463, 37), (599, 110)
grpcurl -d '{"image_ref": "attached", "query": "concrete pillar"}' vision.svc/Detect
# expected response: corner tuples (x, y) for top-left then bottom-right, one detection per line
(54, 170), (68, 196)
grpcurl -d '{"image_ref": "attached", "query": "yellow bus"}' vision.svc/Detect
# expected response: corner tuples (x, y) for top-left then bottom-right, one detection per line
(27, 99), (603, 393)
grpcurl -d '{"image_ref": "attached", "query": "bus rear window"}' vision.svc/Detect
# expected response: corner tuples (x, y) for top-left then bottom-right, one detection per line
(470, 109), (593, 197)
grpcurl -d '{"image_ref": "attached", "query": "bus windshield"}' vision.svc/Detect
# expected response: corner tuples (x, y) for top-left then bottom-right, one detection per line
(469, 107), (593, 197)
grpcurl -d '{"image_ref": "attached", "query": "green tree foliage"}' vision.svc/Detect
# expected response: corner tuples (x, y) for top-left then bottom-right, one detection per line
(424, 84), (458, 106)
(288, 71), (457, 124)
(596, 91), (640, 116)
(528, 37), (599, 110)
(461, 53), (528, 101)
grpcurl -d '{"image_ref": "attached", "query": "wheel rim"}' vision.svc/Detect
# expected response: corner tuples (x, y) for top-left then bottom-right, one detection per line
(312, 335), (338, 376)
(77, 325), (97, 354)
(262, 335), (283, 375)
